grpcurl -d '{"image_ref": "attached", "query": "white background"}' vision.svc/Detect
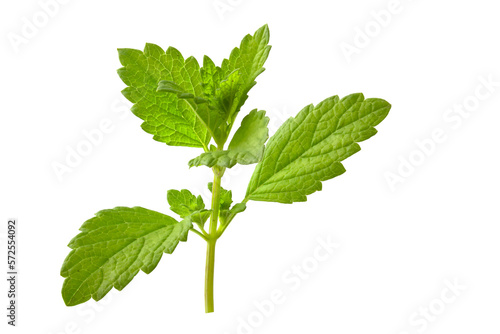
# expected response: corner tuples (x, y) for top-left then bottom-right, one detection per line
(1, 0), (500, 333)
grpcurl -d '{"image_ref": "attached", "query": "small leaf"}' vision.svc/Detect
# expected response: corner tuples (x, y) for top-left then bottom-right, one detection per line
(206, 184), (246, 223)
(167, 189), (205, 218)
(189, 110), (269, 168)
(208, 182), (233, 210)
(207, 182), (242, 223)
(223, 202), (247, 224)
(245, 93), (391, 203)
(190, 210), (212, 226)
(167, 189), (211, 227)
(60, 207), (191, 306)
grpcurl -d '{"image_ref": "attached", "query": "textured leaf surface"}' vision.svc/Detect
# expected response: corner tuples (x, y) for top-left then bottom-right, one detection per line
(188, 110), (269, 168)
(167, 189), (211, 227)
(117, 44), (213, 149)
(217, 24), (271, 126)
(245, 93), (391, 203)
(200, 56), (223, 99)
(159, 59), (241, 145)
(167, 189), (205, 218)
(61, 207), (191, 306)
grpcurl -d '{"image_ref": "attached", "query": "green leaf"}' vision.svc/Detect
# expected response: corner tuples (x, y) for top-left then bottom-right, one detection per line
(167, 189), (205, 218)
(200, 56), (242, 122)
(208, 182), (231, 222)
(190, 210), (212, 227)
(223, 202), (247, 224)
(229, 202), (247, 215)
(207, 182), (233, 211)
(117, 44), (217, 149)
(207, 183), (246, 224)
(209, 69), (242, 127)
(215, 70), (241, 110)
(60, 207), (191, 306)
(200, 56), (223, 99)
(188, 110), (269, 168)
(167, 189), (211, 227)
(220, 24), (271, 126)
(245, 93), (391, 203)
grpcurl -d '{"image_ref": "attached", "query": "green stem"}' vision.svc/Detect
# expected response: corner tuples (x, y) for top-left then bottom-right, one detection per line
(205, 166), (224, 313)
(205, 238), (216, 313)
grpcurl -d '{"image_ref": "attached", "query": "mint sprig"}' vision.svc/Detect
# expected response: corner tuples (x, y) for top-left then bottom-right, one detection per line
(61, 24), (391, 313)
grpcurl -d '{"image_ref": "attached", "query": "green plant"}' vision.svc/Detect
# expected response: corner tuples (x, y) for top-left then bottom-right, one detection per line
(60, 24), (391, 313)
